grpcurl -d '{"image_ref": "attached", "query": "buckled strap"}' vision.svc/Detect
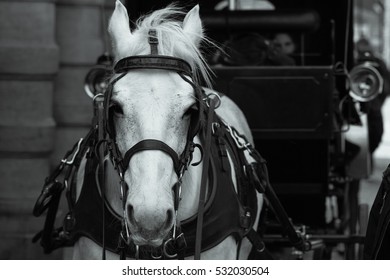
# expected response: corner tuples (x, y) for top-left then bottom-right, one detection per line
(194, 97), (219, 260)
(148, 29), (159, 55)
(122, 139), (181, 174)
(114, 56), (192, 77)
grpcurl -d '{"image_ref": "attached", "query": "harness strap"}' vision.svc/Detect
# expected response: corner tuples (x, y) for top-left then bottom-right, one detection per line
(148, 29), (159, 55)
(114, 56), (192, 77)
(32, 127), (97, 253)
(122, 139), (181, 175)
(194, 97), (218, 260)
(94, 94), (108, 260)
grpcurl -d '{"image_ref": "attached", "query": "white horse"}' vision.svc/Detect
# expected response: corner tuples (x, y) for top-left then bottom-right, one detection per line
(72, 0), (263, 260)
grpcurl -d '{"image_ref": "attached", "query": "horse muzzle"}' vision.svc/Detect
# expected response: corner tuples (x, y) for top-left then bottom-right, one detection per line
(126, 204), (175, 247)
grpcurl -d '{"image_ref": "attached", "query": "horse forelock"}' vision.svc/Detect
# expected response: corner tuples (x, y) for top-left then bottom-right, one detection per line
(127, 5), (213, 88)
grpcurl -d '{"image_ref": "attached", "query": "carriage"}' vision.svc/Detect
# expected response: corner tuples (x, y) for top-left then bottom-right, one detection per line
(33, 0), (381, 259)
(199, 0), (377, 259)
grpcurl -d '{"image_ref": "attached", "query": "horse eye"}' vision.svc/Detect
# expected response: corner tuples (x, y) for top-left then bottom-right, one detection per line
(110, 102), (123, 116)
(182, 104), (198, 119)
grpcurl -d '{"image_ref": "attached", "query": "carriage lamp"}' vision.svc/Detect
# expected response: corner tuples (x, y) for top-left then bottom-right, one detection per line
(84, 53), (113, 98)
(349, 62), (383, 102)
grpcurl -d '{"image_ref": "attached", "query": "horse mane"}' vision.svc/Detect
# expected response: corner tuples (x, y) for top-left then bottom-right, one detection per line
(129, 5), (213, 87)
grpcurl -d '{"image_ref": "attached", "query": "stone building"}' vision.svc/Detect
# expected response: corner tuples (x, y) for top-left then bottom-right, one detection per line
(0, 0), (116, 259)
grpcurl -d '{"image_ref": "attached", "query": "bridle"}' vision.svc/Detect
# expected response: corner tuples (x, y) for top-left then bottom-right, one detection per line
(98, 29), (212, 259)
(104, 55), (204, 176)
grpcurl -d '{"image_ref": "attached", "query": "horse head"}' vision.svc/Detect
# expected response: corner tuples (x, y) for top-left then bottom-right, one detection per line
(106, 1), (210, 247)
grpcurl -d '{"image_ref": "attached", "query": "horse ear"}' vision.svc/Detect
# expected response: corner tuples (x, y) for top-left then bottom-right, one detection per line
(108, 0), (133, 60)
(182, 5), (203, 48)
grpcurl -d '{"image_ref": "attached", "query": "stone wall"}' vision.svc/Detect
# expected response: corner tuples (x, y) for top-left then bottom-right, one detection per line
(0, 0), (115, 259)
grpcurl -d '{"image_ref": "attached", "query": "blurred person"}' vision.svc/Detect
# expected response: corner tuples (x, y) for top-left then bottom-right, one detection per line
(272, 32), (296, 56)
(271, 32), (298, 65)
(212, 32), (295, 66)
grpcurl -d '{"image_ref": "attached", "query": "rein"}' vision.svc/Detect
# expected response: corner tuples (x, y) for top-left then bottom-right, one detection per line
(194, 96), (218, 259)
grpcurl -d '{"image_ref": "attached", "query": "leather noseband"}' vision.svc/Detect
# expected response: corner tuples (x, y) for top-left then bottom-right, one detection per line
(121, 139), (182, 175)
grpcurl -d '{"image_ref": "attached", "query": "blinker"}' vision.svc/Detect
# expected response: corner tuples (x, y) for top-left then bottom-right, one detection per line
(84, 54), (113, 98)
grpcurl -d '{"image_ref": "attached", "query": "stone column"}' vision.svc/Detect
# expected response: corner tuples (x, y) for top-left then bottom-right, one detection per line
(0, 0), (59, 259)
(54, 0), (114, 259)
(53, 0), (114, 161)
(0, 0), (117, 259)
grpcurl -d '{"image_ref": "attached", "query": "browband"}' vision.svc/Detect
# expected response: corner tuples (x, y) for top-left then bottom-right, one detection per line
(114, 55), (193, 77)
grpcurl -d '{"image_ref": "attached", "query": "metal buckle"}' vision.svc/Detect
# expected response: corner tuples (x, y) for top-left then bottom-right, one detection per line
(148, 29), (158, 55)
(226, 125), (251, 150)
(212, 122), (220, 135)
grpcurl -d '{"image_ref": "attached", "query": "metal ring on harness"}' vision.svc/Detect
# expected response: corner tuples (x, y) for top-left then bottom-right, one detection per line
(93, 93), (104, 102)
(120, 230), (131, 248)
(256, 241), (266, 253)
(163, 238), (178, 259)
(151, 248), (163, 260)
(203, 92), (221, 109)
(190, 143), (203, 167)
